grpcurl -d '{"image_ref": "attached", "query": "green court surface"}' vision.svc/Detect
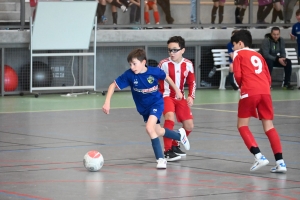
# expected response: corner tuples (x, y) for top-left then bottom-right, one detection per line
(0, 89), (299, 113)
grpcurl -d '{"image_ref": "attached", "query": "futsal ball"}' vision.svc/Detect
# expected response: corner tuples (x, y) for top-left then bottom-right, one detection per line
(83, 150), (104, 172)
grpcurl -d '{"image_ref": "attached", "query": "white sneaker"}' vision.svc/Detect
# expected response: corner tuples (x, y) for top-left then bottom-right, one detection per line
(120, 5), (127, 12)
(250, 155), (269, 171)
(270, 162), (287, 173)
(156, 158), (167, 169)
(178, 128), (190, 150)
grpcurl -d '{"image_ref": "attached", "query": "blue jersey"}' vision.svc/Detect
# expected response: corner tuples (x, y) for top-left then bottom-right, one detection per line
(115, 66), (166, 115)
(291, 22), (300, 56)
(227, 42), (234, 63)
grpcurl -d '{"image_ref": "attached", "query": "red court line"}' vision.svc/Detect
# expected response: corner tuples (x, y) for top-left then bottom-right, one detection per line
(0, 190), (51, 200)
(0, 179), (297, 199)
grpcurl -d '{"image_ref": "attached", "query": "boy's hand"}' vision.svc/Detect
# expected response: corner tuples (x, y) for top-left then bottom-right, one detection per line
(290, 33), (296, 41)
(102, 103), (110, 114)
(187, 96), (194, 107)
(229, 63), (233, 72)
(175, 90), (183, 100)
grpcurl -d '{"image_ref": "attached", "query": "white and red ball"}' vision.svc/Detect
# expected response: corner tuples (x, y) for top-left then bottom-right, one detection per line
(83, 150), (104, 172)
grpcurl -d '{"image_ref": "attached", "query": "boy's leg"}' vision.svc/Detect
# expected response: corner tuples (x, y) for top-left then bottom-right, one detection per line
(238, 96), (270, 171)
(146, 115), (167, 169)
(162, 97), (181, 161)
(171, 99), (193, 154)
(163, 118), (181, 161)
(259, 95), (287, 173)
(211, 2), (218, 24)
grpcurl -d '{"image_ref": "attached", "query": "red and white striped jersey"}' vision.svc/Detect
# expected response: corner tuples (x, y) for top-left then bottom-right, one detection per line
(158, 57), (196, 99)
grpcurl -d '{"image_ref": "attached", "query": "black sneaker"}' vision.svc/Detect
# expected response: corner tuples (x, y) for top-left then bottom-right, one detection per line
(164, 149), (181, 162)
(282, 84), (294, 90)
(172, 145), (186, 156)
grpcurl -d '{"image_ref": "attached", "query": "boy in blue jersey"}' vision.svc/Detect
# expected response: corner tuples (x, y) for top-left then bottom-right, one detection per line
(102, 48), (190, 169)
(290, 9), (300, 90)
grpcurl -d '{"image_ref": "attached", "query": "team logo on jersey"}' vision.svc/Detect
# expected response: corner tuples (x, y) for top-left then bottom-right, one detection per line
(153, 108), (157, 113)
(147, 75), (154, 84)
(134, 79), (138, 85)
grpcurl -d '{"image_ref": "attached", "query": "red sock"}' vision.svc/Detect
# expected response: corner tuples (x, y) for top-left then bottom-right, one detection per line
(238, 126), (258, 150)
(144, 12), (150, 24)
(163, 120), (174, 151)
(154, 11), (160, 23)
(265, 128), (282, 154)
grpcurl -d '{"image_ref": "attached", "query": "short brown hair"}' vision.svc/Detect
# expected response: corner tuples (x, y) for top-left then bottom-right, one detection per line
(127, 48), (147, 63)
(296, 9), (300, 16)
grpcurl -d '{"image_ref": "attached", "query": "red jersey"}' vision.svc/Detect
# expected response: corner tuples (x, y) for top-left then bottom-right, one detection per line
(233, 48), (271, 99)
(158, 57), (196, 99)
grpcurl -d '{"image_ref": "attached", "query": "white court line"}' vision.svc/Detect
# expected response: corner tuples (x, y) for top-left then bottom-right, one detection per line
(192, 107), (300, 118)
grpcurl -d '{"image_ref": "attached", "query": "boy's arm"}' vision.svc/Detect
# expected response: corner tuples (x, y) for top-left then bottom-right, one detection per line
(232, 52), (242, 86)
(291, 25), (297, 40)
(102, 82), (117, 114)
(165, 75), (183, 100)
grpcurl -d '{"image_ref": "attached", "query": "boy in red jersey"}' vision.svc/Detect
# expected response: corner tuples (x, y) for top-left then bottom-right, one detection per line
(158, 36), (196, 161)
(231, 30), (287, 173)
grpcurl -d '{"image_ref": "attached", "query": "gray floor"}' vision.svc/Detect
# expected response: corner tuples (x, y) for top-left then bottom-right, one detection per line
(0, 100), (299, 200)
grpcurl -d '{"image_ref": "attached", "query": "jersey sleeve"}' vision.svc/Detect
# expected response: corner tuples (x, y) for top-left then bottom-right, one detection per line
(291, 24), (296, 37)
(232, 51), (242, 86)
(187, 66), (196, 99)
(157, 67), (167, 80)
(114, 71), (130, 90)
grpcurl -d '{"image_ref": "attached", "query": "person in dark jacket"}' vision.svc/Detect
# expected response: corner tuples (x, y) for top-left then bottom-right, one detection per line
(260, 27), (294, 90)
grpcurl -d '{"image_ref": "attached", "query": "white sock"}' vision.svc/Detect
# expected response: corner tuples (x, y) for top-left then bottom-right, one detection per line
(255, 153), (262, 159)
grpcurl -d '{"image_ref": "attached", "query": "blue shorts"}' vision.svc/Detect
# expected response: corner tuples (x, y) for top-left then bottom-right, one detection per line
(142, 103), (164, 124)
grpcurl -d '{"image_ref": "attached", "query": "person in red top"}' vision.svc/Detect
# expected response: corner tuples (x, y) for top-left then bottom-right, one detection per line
(231, 30), (287, 173)
(158, 36), (196, 161)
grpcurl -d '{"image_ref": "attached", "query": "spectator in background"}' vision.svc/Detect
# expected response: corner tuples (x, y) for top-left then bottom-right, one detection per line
(290, 9), (300, 89)
(157, 0), (174, 24)
(271, 0), (284, 24)
(97, 0), (108, 26)
(234, 0), (248, 25)
(144, 0), (162, 28)
(190, 0), (202, 29)
(129, 0), (141, 29)
(283, 0), (298, 28)
(210, 0), (226, 29)
(260, 27), (294, 90)
(256, 0), (273, 25)
(29, 0), (38, 20)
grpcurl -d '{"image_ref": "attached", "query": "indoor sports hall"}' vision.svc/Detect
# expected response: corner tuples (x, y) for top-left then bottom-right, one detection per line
(0, 0), (300, 199)
(0, 90), (299, 199)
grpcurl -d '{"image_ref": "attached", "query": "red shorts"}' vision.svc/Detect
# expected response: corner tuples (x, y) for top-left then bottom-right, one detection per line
(147, 1), (155, 10)
(163, 97), (193, 122)
(238, 94), (274, 120)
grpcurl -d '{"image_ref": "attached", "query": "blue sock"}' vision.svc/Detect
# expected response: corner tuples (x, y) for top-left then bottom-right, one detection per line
(164, 128), (180, 141)
(151, 137), (164, 160)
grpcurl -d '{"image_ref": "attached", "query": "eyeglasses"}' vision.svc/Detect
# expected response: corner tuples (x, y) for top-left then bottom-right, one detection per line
(168, 48), (182, 53)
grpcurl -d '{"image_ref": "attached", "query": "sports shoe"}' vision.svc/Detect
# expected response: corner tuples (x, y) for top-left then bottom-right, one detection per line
(101, 15), (107, 23)
(164, 149), (181, 161)
(178, 128), (190, 150)
(120, 5), (128, 13)
(270, 162), (287, 173)
(172, 145), (186, 156)
(282, 84), (294, 90)
(250, 155), (269, 171)
(156, 158), (167, 169)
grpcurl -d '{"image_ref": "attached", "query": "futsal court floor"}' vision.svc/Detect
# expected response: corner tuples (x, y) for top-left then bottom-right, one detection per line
(0, 89), (299, 200)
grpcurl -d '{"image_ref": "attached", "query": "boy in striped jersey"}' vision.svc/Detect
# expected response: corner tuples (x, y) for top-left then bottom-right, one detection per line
(158, 36), (196, 161)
